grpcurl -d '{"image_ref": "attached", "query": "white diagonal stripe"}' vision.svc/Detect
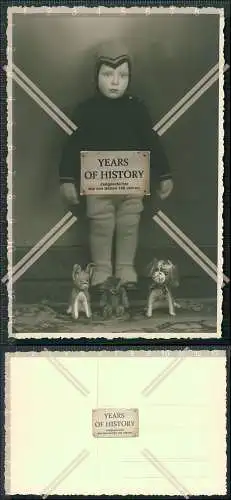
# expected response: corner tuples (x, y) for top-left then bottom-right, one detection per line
(158, 210), (229, 284)
(142, 357), (184, 397)
(154, 214), (218, 282)
(158, 210), (217, 272)
(12, 63), (77, 131)
(11, 70), (74, 135)
(41, 449), (89, 498)
(158, 65), (229, 136)
(142, 449), (191, 497)
(2, 212), (72, 284)
(154, 63), (219, 131)
(9, 215), (77, 284)
(45, 353), (90, 396)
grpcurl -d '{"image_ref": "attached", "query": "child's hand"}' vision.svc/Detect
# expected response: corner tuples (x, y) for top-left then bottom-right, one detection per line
(157, 178), (174, 200)
(60, 183), (79, 205)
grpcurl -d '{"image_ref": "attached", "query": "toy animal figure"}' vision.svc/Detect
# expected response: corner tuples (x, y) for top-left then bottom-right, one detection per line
(67, 263), (95, 320)
(99, 277), (129, 319)
(146, 259), (180, 317)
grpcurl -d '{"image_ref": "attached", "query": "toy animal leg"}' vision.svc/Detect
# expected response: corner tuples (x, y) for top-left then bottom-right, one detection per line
(166, 288), (176, 316)
(116, 304), (125, 316)
(82, 294), (92, 318)
(66, 305), (72, 315)
(99, 291), (107, 310)
(98, 290), (112, 318)
(67, 291), (73, 315)
(102, 304), (113, 319)
(72, 295), (79, 320)
(121, 288), (130, 310)
(146, 290), (154, 318)
(86, 304), (92, 318)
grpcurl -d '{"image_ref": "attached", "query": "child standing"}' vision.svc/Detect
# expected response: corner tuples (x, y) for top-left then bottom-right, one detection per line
(59, 40), (173, 291)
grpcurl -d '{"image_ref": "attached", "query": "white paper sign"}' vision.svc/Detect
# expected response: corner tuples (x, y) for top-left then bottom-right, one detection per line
(80, 150), (150, 195)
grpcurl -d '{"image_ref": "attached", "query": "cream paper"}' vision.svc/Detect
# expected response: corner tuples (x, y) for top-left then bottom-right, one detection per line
(5, 350), (227, 496)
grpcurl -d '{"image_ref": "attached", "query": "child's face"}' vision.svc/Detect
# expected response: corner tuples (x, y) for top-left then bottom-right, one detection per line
(98, 62), (129, 99)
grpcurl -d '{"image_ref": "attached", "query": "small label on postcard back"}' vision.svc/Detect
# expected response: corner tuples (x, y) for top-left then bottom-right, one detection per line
(92, 408), (139, 438)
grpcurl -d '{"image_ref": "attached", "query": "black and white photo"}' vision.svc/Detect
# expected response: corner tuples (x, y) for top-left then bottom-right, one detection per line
(5, 6), (228, 338)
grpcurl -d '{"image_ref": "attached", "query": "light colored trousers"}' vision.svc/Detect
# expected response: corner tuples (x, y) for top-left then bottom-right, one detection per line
(86, 195), (144, 286)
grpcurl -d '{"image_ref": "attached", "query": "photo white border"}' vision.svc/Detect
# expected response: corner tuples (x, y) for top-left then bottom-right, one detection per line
(6, 5), (227, 339)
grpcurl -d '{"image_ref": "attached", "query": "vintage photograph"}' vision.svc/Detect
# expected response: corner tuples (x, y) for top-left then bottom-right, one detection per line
(5, 6), (228, 338)
(5, 349), (227, 495)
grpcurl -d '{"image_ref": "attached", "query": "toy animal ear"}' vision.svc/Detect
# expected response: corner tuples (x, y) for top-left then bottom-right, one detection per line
(147, 258), (159, 277)
(72, 264), (82, 282)
(85, 262), (95, 281)
(169, 264), (179, 287)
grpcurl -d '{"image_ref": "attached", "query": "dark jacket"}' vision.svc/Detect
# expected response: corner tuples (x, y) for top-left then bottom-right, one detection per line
(59, 92), (172, 211)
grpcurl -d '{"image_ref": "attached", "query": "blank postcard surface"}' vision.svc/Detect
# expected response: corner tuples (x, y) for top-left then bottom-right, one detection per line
(5, 350), (227, 495)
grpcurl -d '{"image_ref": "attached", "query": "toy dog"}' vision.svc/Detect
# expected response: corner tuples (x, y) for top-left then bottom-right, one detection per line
(99, 277), (129, 319)
(67, 263), (95, 320)
(146, 259), (180, 317)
